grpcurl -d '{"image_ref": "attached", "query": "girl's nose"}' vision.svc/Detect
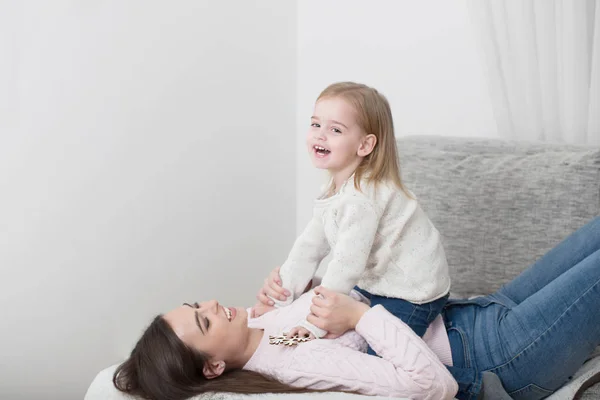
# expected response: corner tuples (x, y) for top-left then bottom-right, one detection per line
(315, 129), (326, 141)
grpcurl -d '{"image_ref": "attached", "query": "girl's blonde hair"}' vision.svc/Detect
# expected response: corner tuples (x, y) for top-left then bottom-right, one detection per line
(317, 82), (408, 194)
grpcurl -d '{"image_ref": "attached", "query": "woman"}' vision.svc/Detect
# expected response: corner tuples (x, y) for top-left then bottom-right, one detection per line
(114, 217), (600, 400)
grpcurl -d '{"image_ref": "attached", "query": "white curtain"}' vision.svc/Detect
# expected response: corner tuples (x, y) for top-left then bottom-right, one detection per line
(467, 0), (600, 145)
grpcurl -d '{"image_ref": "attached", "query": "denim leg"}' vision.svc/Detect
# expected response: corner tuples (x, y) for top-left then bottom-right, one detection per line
(444, 314), (483, 400)
(427, 293), (449, 323)
(492, 248), (600, 396)
(369, 294), (449, 337)
(497, 217), (600, 305)
(443, 302), (487, 400)
(354, 287), (448, 355)
(377, 297), (425, 336)
(445, 218), (600, 399)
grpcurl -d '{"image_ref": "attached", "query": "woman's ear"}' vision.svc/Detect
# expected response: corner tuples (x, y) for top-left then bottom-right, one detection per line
(203, 360), (226, 379)
(357, 134), (377, 157)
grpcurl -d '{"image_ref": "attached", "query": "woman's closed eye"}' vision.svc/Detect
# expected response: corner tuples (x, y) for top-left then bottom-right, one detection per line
(183, 302), (209, 333)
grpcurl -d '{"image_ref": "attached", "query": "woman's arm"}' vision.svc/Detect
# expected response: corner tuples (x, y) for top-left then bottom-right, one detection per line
(283, 288), (458, 399)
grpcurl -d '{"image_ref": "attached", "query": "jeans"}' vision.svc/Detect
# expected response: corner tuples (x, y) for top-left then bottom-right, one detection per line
(354, 286), (449, 355)
(444, 217), (600, 400)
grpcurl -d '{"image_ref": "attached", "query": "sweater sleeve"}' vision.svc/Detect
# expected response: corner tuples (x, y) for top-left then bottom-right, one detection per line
(270, 216), (330, 307)
(320, 197), (380, 294)
(294, 198), (381, 338)
(283, 305), (458, 399)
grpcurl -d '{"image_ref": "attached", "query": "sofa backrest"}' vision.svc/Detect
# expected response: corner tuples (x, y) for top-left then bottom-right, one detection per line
(398, 135), (600, 297)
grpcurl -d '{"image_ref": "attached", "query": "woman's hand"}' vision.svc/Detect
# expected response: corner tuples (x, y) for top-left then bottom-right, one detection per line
(251, 302), (275, 318)
(307, 286), (370, 339)
(256, 266), (290, 307)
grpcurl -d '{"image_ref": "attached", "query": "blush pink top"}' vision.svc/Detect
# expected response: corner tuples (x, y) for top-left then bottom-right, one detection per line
(244, 290), (458, 399)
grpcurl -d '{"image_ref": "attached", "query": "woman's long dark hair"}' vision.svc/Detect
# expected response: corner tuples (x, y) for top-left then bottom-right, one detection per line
(113, 315), (320, 400)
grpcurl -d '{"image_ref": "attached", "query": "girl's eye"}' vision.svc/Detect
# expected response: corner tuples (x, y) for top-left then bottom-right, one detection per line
(311, 123), (320, 128)
(332, 127), (342, 134)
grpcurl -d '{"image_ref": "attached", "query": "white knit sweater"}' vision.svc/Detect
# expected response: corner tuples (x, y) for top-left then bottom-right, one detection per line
(273, 178), (451, 336)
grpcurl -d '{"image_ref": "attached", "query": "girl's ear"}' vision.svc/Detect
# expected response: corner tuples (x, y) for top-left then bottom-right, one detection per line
(202, 360), (226, 379)
(357, 134), (377, 157)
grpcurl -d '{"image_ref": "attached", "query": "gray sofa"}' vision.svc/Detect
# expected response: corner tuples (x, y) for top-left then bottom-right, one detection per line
(85, 135), (600, 399)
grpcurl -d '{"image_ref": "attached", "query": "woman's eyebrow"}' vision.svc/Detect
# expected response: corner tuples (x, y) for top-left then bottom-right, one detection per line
(182, 303), (205, 334)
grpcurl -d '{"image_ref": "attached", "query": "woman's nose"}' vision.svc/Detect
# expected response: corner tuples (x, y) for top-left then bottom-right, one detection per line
(209, 299), (219, 314)
(202, 300), (219, 314)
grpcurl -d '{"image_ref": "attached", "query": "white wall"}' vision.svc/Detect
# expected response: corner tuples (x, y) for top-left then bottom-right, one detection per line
(0, 1), (296, 399)
(0, 1), (501, 397)
(296, 0), (497, 230)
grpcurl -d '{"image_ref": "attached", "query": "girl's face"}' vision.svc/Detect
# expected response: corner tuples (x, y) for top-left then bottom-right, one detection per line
(306, 97), (371, 177)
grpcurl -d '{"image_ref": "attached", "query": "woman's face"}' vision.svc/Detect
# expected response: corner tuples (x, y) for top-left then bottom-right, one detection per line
(163, 300), (249, 364)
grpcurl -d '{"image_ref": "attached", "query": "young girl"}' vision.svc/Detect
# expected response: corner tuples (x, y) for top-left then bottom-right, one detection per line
(263, 82), (451, 343)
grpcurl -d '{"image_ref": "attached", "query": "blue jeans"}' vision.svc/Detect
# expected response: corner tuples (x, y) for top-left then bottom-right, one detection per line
(354, 286), (449, 355)
(444, 217), (600, 400)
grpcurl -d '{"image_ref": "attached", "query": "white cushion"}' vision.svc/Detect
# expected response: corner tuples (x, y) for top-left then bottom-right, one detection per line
(84, 364), (396, 400)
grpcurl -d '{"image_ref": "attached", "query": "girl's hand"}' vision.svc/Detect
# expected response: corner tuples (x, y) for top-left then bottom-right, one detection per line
(256, 266), (291, 306)
(286, 326), (315, 341)
(307, 286), (370, 339)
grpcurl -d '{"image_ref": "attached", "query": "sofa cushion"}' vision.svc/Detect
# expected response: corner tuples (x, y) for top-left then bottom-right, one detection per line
(398, 135), (600, 298)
